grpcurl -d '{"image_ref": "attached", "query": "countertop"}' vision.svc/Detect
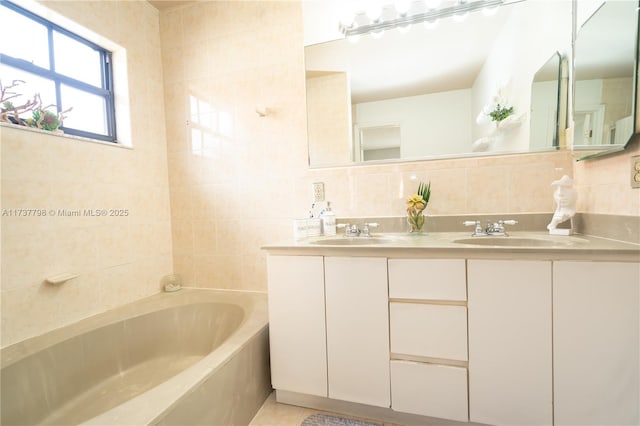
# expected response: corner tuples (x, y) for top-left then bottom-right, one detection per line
(262, 232), (640, 262)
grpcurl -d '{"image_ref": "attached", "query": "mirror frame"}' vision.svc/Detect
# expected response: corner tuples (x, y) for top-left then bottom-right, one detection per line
(574, 0), (640, 161)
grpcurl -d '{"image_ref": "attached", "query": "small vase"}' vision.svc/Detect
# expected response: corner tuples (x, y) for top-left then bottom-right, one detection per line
(407, 211), (425, 234)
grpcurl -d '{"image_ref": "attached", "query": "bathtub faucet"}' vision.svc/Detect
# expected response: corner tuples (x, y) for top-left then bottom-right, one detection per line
(164, 282), (181, 292)
(162, 274), (182, 292)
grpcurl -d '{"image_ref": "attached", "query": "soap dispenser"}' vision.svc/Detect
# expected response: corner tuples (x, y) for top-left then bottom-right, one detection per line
(321, 202), (336, 236)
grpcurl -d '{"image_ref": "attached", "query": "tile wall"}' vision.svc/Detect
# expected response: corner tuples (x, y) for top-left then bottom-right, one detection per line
(160, 1), (587, 293)
(1, 1), (172, 346)
(574, 138), (640, 215)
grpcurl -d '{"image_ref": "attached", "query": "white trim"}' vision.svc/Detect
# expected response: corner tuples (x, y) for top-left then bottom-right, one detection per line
(0, 122), (133, 150)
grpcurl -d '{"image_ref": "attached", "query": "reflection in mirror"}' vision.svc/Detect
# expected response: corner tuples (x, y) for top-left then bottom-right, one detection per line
(530, 52), (563, 150)
(305, 0), (572, 168)
(306, 71), (352, 165)
(574, 0), (638, 158)
(357, 124), (401, 162)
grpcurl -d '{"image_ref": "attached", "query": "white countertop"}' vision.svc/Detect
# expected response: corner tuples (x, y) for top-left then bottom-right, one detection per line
(263, 231), (640, 262)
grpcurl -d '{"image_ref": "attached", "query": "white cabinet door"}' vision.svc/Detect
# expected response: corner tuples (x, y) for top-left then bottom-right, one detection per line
(324, 257), (390, 407)
(554, 261), (640, 426)
(468, 260), (552, 426)
(267, 255), (327, 397)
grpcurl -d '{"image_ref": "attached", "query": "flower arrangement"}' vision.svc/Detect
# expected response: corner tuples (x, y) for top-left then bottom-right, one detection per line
(406, 181), (431, 233)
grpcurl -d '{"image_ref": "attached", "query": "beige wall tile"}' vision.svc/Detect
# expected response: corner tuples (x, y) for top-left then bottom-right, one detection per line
(1, 0), (173, 346)
(574, 140), (640, 215)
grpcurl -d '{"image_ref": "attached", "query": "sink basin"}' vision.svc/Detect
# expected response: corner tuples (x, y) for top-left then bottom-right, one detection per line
(310, 237), (396, 246)
(453, 236), (588, 247)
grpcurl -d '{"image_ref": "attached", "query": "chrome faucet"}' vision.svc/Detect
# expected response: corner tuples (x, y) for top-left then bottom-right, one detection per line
(361, 222), (379, 237)
(338, 222), (379, 237)
(464, 219), (518, 236)
(463, 220), (485, 237)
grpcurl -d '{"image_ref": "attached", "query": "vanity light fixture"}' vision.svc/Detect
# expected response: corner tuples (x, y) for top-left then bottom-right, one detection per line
(339, 0), (505, 38)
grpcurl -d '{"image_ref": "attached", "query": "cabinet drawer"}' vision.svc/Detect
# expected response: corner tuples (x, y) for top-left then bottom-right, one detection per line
(391, 360), (468, 422)
(388, 259), (466, 300)
(390, 302), (468, 360)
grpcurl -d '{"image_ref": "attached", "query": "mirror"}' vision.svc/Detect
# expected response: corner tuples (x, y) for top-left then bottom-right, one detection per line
(305, 0), (572, 168)
(357, 124), (401, 162)
(530, 52), (563, 150)
(573, 0), (639, 159)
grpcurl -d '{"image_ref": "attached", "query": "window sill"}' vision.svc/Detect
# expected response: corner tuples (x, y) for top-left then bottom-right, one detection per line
(0, 122), (132, 150)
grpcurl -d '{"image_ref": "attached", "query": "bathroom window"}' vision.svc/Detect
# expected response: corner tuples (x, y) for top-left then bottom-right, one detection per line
(0, 1), (116, 142)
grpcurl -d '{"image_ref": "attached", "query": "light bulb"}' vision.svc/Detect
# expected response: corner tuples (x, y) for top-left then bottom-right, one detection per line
(424, 18), (439, 29)
(453, 11), (468, 22)
(397, 23), (411, 33)
(371, 29), (385, 39)
(454, 0), (468, 20)
(482, 5), (499, 16)
(366, 0), (383, 22)
(394, 0), (412, 15)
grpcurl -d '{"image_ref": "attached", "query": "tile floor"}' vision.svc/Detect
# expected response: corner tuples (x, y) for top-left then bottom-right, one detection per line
(249, 392), (400, 426)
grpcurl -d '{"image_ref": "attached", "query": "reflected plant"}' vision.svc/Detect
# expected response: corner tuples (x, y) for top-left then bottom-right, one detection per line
(488, 103), (514, 122)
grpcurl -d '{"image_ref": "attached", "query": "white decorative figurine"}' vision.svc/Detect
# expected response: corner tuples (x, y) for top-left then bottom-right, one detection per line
(547, 175), (577, 235)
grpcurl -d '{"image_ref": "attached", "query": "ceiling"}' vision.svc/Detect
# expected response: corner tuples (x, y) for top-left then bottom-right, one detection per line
(305, 7), (513, 103)
(148, 1), (195, 11)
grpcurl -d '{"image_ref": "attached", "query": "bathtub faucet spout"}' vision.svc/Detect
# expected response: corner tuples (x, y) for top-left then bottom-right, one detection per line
(162, 274), (182, 292)
(164, 282), (181, 292)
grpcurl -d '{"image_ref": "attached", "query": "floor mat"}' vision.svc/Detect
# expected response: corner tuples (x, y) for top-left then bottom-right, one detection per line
(301, 413), (383, 426)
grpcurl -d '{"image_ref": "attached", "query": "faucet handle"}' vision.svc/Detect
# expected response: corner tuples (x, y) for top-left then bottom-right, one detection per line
(362, 222), (379, 236)
(496, 219), (518, 237)
(464, 220), (485, 236)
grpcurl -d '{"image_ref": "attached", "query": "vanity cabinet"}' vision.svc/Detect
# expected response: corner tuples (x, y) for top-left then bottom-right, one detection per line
(553, 261), (639, 426)
(467, 260), (553, 426)
(388, 259), (469, 422)
(324, 257), (390, 407)
(266, 255), (327, 397)
(266, 248), (639, 426)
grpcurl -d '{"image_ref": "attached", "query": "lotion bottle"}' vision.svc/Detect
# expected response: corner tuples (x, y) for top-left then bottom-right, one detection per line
(321, 202), (336, 236)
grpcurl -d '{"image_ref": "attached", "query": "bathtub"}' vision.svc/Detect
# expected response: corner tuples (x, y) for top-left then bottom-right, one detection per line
(1, 289), (271, 425)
